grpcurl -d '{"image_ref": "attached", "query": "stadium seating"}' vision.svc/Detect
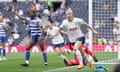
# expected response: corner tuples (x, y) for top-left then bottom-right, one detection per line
(0, 0), (117, 45)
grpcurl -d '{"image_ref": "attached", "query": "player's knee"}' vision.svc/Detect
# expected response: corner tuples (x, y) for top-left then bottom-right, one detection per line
(74, 45), (82, 50)
(41, 46), (45, 51)
(61, 50), (65, 54)
(39, 44), (44, 51)
(26, 48), (30, 51)
(58, 51), (62, 55)
(60, 51), (64, 54)
(74, 48), (78, 51)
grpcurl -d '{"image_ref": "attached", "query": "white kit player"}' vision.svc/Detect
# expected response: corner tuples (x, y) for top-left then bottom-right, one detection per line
(113, 17), (120, 43)
(60, 9), (98, 69)
(45, 20), (68, 64)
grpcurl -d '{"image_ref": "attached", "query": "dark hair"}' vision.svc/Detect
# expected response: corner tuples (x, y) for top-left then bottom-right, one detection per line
(48, 20), (54, 24)
(28, 10), (36, 15)
(48, 16), (54, 23)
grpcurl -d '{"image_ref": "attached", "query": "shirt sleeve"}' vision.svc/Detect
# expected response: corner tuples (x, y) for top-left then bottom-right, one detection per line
(76, 18), (85, 25)
(54, 26), (60, 31)
(60, 20), (66, 30)
(37, 19), (43, 27)
(113, 28), (117, 35)
(46, 29), (50, 35)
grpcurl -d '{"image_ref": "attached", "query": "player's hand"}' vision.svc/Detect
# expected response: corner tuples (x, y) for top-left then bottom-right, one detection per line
(9, 5), (15, 12)
(93, 30), (98, 35)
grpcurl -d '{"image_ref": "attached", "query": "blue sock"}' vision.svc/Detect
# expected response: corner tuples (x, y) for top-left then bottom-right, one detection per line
(3, 49), (6, 57)
(0, 48), (1, 56)
(25, 51), (30, 61)
(42, 52), (47, 63)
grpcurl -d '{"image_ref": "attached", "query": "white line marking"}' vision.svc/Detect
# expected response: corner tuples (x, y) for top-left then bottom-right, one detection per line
(94, 59), (119, 64)
(43, 59), (119, 72)
(42, 66), (76, 72)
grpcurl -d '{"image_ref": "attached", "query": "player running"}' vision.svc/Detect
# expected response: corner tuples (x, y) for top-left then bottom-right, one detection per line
(45, 20), (69, 64)
(68, 34), (98, 63)
(11, 6), (47, 67)
(60, 9), (98, 69)
(66, 44), (97, 69)
(0, 12), (9, 61)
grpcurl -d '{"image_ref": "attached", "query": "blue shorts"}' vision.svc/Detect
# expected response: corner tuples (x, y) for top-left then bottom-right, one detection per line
(0, 37), (7, 43)
(53, 43), (64, 48)
(76, 37), (85, 44)
(31, 35), (40, 43)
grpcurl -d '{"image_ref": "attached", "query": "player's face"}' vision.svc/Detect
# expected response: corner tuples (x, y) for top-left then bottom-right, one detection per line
(113, 22), (119, 29)
(66, 12), (73, 21)
(47, 21), (52, 28)
(0, 15), (3, 22)
(28, 11), (36, 18)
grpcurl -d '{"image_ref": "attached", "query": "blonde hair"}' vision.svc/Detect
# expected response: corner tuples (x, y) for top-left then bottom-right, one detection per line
(66, 8), (73, 14)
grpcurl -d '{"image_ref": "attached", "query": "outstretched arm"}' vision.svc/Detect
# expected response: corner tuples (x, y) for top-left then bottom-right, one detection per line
(60, 30), (67, 35)
(3, 23), (9, 31)
(53, 29), (60, 37)
(10, 6), (27, 21)
(83, 22), (98, 34)
(45, 35), (48, 42)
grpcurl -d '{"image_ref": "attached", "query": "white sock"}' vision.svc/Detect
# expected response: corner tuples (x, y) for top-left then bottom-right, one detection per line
(75, 50), (83, 64)
(60, 54), (68, 61)
(25, 60), (29, 64)
(86, 54), (94, 63)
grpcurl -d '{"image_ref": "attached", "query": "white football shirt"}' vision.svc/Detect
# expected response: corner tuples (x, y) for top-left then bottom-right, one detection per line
(60, 17), (85, 43)
(113, 25), (120, 41)
(47, 26), (64, 44)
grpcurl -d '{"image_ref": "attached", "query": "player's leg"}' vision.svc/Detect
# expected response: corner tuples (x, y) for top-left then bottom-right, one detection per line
(54, 43), (68, 65)
(87, 54), (94, 69)
(0, 44), (1, 61)
(82, 45), (94, 69)
(55, 47), (60, 54)
(20, 36), (36, 67)
(0, 37), (7, 61)
(68, 41), (85, 68)
(60, 46), (69, 65)
(83, 45), (98, 62)
(0, 43), (3, 61)
(39, 39), (47, 66)
(55, 47), (68, 64)
(55, 47), (62, 59)
(68, 43), (74, 51)
(74, 37), (87, 69)
(67, 55), (80, 66)
(2, 42), (6, 61)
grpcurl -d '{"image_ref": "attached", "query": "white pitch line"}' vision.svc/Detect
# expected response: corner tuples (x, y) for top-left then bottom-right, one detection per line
(94, 59), (119, 65)
(42, 66), (76, 72)
(43, 59), (119, 72)
(95, 62), (118, 64)
(95, 59), (118, 63)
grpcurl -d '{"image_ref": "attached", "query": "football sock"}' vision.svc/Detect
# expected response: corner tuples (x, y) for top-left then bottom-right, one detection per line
(3, 48), (6, 57)
(25, 51), (30, 64)
(42, 52), (47, 63)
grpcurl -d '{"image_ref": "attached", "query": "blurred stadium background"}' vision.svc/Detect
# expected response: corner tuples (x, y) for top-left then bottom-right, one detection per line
(0, 0), (119, 72)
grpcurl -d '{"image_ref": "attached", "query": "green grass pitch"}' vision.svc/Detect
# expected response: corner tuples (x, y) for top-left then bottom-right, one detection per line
(0, 53), (117, 72)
